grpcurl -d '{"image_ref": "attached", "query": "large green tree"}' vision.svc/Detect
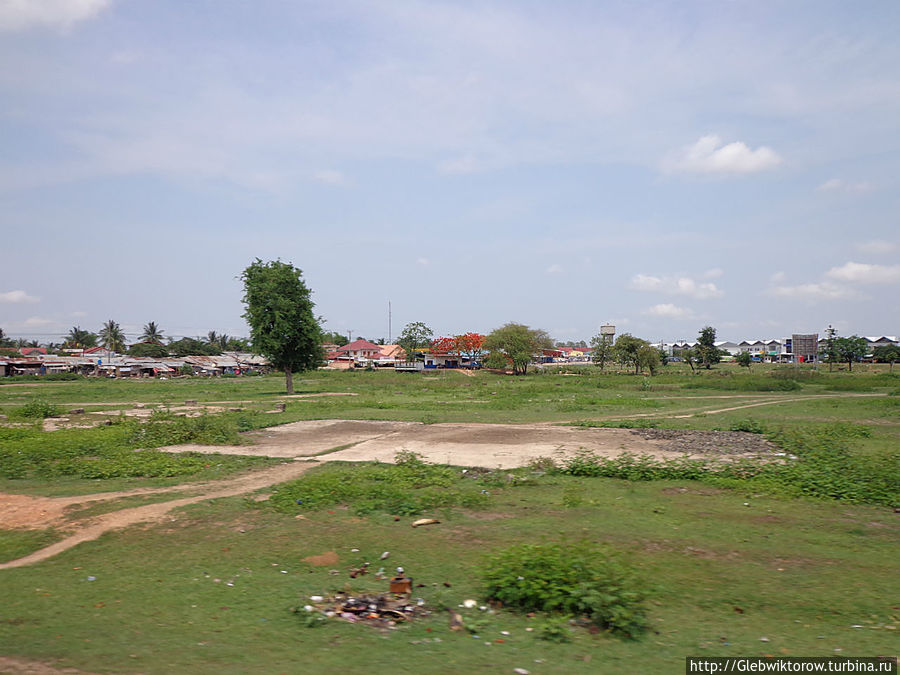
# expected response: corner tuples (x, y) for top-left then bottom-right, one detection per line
(0, 328), (12, 347)
(612, 333), (649, 375)
(169, 337), (221, 357)
(697, 326), (721, 369)
(590, 332), (614, 371)
(397, 322), (434, 360)
(321, 331), (350, 347)
(65, 326), (98, 348)
(833, 336), (868, 372)
(241, 259), (323, 393)
(819, 325), (839, 372)
(636, 344), (661, 375)
(484, 323), (552, 375)
(128, 342), (169, 358)
(872, 344), (900, 372)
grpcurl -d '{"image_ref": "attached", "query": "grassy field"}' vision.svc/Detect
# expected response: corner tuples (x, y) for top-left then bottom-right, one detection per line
(0, 365), (897, 673)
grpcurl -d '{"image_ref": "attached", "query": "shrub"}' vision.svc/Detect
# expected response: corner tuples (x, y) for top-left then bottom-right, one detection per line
(560, 423), (898, 507)
(682, 375), (800, 392)
(267, 452), (492, 516)
(729, 418), (766, 434)
(481, 541), (648, 638)
(16, 399), (62, 419)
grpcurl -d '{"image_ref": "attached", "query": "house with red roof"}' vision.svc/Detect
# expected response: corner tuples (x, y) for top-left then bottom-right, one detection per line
(18, 347), (47, 356)
(329, 339), (385, 366)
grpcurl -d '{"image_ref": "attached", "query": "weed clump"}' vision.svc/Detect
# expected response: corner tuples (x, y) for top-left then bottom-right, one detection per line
(481, 541), (648, 638)
(267, 452), (494, 516)
(682, 375), (800, 392)
(15, 398), (62, 419)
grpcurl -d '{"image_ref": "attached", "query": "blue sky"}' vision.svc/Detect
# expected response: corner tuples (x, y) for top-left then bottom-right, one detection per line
(1, 0), (898, 345)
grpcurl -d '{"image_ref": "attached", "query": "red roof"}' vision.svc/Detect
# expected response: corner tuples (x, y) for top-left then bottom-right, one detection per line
(19, 347), (47, 356)
(337, 339), (382, 353)
(83, 346), (106, 354)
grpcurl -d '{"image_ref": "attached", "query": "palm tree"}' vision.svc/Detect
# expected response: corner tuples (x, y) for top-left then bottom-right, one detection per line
(0, 328), (12, 347)
(141, 321), (165, 344)
(65, 326), (98, 348)
(207, 331), (230, 349)
(98, 320), (126, 353)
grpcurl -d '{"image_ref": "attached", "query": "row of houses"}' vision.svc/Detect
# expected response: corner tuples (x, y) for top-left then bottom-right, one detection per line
(0, 352), (270, 378)
(667, 335), (898, 363)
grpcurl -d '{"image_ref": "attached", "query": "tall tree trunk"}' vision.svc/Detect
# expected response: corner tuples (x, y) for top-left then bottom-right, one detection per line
(285, 366), (294, 394)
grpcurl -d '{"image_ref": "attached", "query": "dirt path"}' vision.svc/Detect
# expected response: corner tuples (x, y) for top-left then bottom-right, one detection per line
(613, 393), (884, 420)
(0, 391), (356, 410)
(0, 461), (315, 570)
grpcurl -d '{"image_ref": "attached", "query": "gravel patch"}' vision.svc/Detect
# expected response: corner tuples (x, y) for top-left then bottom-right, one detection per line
(629, 429), (777, 455)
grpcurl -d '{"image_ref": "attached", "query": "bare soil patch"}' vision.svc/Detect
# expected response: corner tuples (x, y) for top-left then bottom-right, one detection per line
(301, 551), (340, 566)
(0, 657), (97, 675)
(0, 419), (781, 569)
(162, 420), (776, 468)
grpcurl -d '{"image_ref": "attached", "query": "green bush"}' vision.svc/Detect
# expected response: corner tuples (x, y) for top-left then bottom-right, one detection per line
(267, 452), (493, 516)
(0, 372), (81, 384)
(0, 416), (268, 480)
(682, 375), (800, 392)
(481, 541), (648, 638)
(16, 398), (62, 419)
(729, 418), (766, 434)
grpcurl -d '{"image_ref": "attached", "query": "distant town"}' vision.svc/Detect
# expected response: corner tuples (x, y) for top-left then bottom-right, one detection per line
(2, 323), (897, 378)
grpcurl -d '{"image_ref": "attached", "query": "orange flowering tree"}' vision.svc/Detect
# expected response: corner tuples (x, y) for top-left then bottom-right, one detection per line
(430, 333), (486, 363)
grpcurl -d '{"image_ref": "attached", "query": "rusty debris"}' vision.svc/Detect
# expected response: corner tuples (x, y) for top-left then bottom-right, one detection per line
(296, 591), (429, 628)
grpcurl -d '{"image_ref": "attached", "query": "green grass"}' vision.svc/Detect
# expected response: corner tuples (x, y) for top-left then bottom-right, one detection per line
(0, 528), (63, 564)
(0, 478), (895, 674)
(0, 418), (278, 483)
(266, 452), (495, 516)
(0, 366), (898, 672)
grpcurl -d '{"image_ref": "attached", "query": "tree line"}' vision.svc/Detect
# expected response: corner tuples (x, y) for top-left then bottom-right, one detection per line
(0, 323), (249, 357)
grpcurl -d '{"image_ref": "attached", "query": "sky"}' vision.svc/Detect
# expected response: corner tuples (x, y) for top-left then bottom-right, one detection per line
(1, 0), (898, 346)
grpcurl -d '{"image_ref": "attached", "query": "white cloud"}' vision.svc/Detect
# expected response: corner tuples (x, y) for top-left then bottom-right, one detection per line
(856, 240), (897, 256)
(666, 135), (782, 174)
(816, 178), (873, 194)
(437, 156), (485, 175)
(769, 271), (787, 284)
(768, 282), (854, 301)
(0, 289), (40, 303)
(22, 316), (55, 327)
(702, 268), (724, 279)
(546, 264), (563, 275)
(416, 257), (430, 267)
(629, 274), (724, 299)
(826, 261), (900, 284)
(0, 0), (111, 32)
(644, 303), (694, 319)
(312, 169), (347, 186)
